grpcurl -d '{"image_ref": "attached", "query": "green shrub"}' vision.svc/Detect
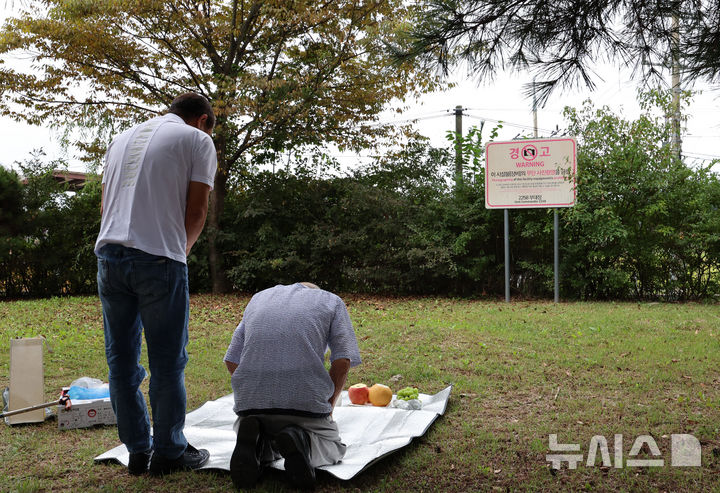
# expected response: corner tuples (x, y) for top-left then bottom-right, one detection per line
(0, 153), (101, 298)
(3, 91), (719, 300)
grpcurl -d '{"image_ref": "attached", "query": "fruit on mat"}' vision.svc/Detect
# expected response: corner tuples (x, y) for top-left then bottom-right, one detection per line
(368, 383), (393, 407)
(348, 383), (370, 405)
(396, 386), (419, 401)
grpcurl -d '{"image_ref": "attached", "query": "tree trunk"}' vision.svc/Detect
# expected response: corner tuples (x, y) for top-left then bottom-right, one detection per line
(208, 170), (229, 293)
(208, 130), (231, 293)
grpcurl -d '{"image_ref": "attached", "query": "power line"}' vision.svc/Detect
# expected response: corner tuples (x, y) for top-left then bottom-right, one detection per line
(385, 108), (566, 137)
(464, 107), (529, 112)
(366, 110), (451, 128)
(682, 151), (720, 161)
(464, 113), (559, 135)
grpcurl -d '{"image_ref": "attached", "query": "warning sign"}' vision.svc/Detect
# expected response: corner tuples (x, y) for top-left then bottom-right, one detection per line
(485, 138), (577, 209)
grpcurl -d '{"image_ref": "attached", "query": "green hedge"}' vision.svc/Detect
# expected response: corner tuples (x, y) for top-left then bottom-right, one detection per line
(2, 99), (719, 300)
(0, 155), (101, 298)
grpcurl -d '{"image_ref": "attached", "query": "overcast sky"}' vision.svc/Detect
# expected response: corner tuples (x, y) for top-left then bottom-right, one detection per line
(383, 63), (720, 164)
(2, 6), (719, 172)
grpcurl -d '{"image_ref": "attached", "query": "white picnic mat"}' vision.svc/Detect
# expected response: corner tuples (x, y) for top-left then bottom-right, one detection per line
(95, 386), (451, 480)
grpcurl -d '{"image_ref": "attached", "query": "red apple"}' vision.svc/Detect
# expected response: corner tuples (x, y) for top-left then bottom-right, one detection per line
(348, 383), (370, 405)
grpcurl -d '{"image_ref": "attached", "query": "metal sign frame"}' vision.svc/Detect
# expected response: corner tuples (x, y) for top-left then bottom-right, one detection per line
(485, 137), (577, 209)
(485, 137), (577, 302)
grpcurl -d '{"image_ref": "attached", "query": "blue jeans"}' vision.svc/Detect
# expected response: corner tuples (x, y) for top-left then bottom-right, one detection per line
(97, 244), (189, 459)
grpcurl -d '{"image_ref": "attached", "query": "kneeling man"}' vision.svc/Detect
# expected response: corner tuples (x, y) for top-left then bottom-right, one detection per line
(224, 282), (361, 489)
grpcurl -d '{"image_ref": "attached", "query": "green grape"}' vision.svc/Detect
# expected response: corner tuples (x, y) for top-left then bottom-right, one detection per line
(397, 386), (419, 400)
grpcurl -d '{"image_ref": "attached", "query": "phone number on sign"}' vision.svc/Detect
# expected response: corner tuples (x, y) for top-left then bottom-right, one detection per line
(517, 195), (543, 202)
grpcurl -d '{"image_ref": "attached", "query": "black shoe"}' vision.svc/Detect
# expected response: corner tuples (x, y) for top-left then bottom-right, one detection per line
(149, 444), (210, 476)
(276, 426), (315, 490)
(230, 416), (264, 490)
(128, 450), (152, 475)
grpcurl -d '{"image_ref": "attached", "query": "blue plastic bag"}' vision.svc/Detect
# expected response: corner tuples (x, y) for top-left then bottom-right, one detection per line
(67, 385), (110, 400)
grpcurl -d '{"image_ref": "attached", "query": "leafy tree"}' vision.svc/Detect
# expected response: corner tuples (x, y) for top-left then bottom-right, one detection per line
(394, 0), (720, 103)
(0, 166), (23, 236)
(0, 154), (102, 298)
(4, 98), (717, 300)
(203, 134), (511, 296)
(1, 154), (67, 296)
(560, 91), (720, 300)
(0, 0), (438, 291)
(0, 166), (25, 296)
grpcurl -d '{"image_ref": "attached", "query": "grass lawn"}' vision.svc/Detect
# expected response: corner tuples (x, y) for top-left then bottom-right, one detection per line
(1, 294), (719, 492)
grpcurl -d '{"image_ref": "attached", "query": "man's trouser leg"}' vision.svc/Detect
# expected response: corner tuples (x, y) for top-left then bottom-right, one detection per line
(98, 245), (151, 455)
(98, 245), (190, 459)
(137, 252), (190, 460)
(235, 414), (347, 468)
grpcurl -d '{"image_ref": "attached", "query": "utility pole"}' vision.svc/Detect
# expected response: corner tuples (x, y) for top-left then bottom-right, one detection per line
(454, 105), (463, 187)
(533, 79), (538, 138)
(671, 13), (682, 161)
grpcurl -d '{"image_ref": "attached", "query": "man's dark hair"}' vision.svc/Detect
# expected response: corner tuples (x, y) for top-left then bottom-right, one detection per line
(168, 93), (216, 129)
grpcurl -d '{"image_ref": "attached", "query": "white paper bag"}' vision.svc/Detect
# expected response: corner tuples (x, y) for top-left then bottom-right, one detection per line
(8, 338), (45, 424)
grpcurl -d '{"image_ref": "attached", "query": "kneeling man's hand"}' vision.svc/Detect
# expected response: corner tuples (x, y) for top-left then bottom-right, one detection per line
(328, 358), (351, 411)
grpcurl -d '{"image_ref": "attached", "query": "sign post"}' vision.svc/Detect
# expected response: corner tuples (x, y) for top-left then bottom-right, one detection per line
(504, 209), (510, 302)
(485, 138), (577, 302)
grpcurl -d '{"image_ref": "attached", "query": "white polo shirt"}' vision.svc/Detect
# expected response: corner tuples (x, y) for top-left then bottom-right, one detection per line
(95, 113), (217, 263)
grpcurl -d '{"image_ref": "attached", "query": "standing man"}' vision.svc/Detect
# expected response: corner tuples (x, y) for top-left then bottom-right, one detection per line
(95, 93), (217, 476)
(224, 282), (362, 490)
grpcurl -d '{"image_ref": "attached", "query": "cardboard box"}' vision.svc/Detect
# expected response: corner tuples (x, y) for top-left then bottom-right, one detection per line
(58, 393), (116, 430)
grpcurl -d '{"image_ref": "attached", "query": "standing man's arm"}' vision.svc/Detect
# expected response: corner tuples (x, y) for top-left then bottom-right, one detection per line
(185, 181), (212, 255)
(328, 358), (350, 409)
